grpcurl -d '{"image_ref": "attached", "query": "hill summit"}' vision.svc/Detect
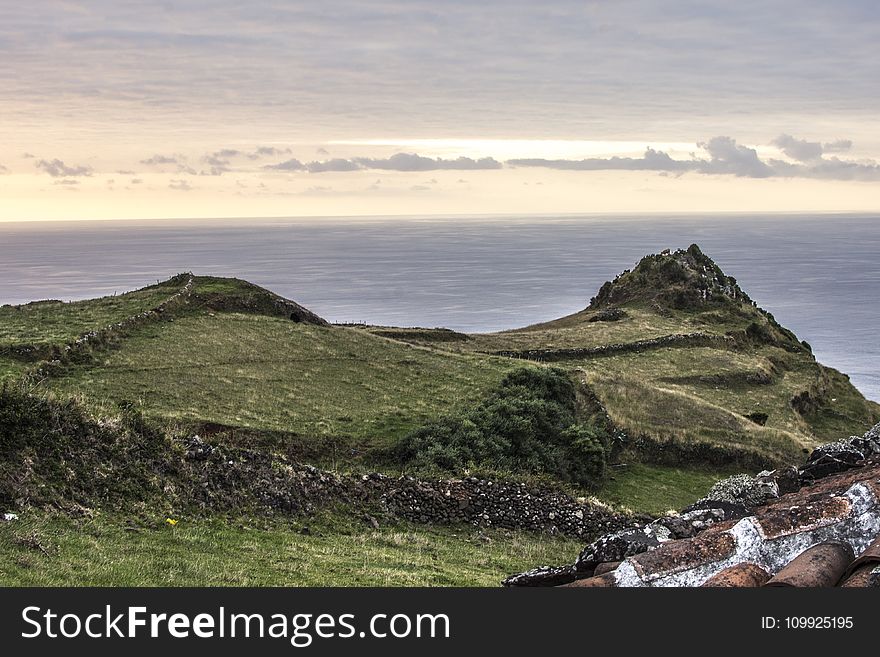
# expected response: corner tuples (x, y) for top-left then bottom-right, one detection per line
(590, 244), (752, 311)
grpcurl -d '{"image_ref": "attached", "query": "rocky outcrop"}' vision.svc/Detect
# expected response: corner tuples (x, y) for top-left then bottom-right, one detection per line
(589, 244), (752, 310)
(800, 429), (880, 481)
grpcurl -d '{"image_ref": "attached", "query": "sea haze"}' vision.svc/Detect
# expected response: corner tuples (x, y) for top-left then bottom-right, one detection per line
(2, 213), (878, 401)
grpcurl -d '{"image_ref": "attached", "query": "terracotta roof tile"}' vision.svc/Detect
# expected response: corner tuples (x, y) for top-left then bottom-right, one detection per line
(840, 563), (880, 587)
(764, 542), (854, 587)
(701, 562), (770, 587)
(593, 561), (622, 576)
(628, 531), (736, 580)
(842, 534), (880, 579)
(559, 572), (617, 588)
(754, 495), (852, 540)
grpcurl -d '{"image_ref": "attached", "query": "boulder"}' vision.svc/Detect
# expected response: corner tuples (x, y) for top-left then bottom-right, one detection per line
(575, 524), (671, 571)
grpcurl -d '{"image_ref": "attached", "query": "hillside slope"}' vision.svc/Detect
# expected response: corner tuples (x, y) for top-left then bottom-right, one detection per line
(369, 245), (880, 466)
(7, 275), (521, 457)
(4, 246), (878, 475)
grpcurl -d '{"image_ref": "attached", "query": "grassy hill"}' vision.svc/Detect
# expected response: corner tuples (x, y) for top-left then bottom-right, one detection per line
(18, 276), (521, 460)
(368, 245), (879, 467)
(4, 247), (877, 478)
(1, 244), (878, 586)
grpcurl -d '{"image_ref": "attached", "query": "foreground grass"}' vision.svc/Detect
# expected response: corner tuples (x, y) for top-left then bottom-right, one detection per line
(0, 512), (580, 586)
(597, 463), (741, 516)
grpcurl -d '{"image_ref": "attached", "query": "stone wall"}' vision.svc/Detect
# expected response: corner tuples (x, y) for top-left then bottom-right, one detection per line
(488, 332), (735, 362)
(181, 437), (637, 540)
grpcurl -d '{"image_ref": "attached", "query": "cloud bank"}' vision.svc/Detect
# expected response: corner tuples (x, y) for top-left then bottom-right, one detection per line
(509, 136), (880, 182)
(140, 154), (179, 166)
(35, 159), (93, 177)
(771, 134), (854, 162)
(264, 153), (503, 173)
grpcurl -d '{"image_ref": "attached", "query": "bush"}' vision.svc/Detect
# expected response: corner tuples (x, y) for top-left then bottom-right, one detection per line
(0, 383), (173, 508)
(391, 367), (609, 486)
(559, 425), (607, 483)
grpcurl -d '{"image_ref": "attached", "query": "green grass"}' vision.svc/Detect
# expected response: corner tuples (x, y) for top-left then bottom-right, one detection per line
(596, 463), (741, 516)
(377, 294), (878, 462)
(0, 278), (183, 348)
(0, 357), (26, 383)
(409, 307), (720, 354)
(0, 511), (580, 586)
(578, 343), (878, 461)
(47, 313), (524, 445)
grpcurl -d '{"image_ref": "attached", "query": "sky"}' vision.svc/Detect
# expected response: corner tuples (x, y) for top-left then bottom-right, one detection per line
(1, 0), (879, 221)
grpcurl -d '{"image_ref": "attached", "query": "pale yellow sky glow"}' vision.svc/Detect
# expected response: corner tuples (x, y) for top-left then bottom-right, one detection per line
(3, 148), (879, 222)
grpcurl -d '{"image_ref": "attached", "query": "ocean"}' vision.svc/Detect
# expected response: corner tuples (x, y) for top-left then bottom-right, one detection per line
(2, 213), (878, 401)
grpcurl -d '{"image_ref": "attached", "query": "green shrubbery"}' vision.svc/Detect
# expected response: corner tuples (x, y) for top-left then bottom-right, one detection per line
(0, 384), (173, 508)
(392, 368), (609, 486)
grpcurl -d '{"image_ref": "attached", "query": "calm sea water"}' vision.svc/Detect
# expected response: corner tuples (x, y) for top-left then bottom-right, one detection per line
(2, 213), (878, 401)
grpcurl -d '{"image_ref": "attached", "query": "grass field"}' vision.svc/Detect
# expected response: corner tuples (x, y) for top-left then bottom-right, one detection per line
(0, 278), (183, 348)
(47, 313), (523, 445)
(0, 511), (581, 586)
(420, 305), (749, 354)
(596, 462), (743, 516)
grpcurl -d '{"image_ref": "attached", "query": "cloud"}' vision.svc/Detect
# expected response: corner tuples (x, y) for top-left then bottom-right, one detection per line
(771, 134), (824, 162)
(264, 152), (502, 173)
(509, 135), (880, 181)
(509, 147), (691, 172)
(35, 158), (93, 177)
(696, 136), (773, 178)
(131, 178), (143, 184)
(305, 158), (362, 173)
(772, 134), (855, 162)
(823, 139), (853, 153)
(141, 154), (179, 166)
(250, 146), (291, 159)
(201, 149), (244, 171)
(4, 1), (880, 171)
(354, 153), (502, 171)
(203, 154), (231, 167)
(263, 158), (305, 171)
(116, 169), (136, 175)
(53, 178), (80, 185)
(212, 149), (241, 159)
(168, 179), (192, 191)
(768, 156), (880, 182)
(409, 184), (430, 191)
(0, 163), (7, 174)
(22, 153), (35, 159)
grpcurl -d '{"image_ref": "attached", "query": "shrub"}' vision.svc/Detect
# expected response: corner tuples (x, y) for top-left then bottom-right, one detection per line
(392, 367), (609, 487)
(0, 383), (173, 508)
